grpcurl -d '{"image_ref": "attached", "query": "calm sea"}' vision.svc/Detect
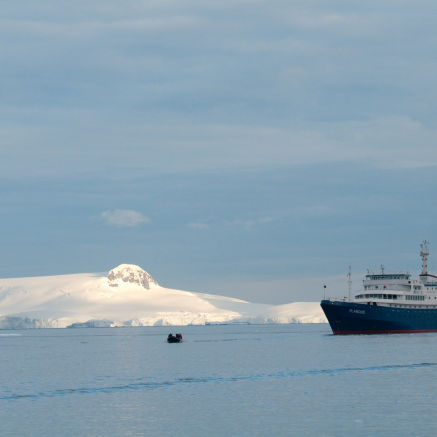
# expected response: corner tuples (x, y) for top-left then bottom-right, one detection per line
(1, 324), (437, 436)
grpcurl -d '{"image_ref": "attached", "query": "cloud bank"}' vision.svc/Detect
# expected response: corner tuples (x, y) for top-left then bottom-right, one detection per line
(0, 1), (436, 178)
(1, 1), (437, 298)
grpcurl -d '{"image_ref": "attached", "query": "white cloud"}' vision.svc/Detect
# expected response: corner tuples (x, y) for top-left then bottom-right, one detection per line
(186, 217), (275, 231)
(2, 114), (437, 180)
(225, 216), (276, 231)
(187, 222), (210, 230)
(101, 209), (150, 227)
(0, 16), (201, 38)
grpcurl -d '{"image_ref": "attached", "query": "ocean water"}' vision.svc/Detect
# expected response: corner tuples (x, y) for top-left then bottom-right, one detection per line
(1, 324), (437, 436)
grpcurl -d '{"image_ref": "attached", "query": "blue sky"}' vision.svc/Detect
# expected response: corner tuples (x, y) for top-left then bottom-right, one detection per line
(1, 1), (437, 303)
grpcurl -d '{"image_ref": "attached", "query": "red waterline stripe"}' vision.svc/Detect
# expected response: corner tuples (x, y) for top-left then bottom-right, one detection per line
(333, 329), (437, 335)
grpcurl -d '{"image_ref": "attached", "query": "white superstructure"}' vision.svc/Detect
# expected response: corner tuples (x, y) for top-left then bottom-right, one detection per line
(353, 242), (437, 308)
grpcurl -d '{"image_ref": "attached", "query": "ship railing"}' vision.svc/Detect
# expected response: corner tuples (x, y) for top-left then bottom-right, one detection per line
(324, 296), (349, 302)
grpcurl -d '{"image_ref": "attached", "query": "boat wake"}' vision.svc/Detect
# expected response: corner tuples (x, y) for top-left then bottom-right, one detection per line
(2, 362), (436, 401)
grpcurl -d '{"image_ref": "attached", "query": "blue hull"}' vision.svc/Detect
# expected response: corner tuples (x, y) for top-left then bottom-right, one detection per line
(321, 300), (437, 334)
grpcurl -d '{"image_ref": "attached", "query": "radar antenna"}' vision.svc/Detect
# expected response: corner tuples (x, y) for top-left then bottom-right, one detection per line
(420, 241), (430, 275)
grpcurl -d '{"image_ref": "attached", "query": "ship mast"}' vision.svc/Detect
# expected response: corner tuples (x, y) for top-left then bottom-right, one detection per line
(347, 266), (352, 301)
(420, 241), (429, 275)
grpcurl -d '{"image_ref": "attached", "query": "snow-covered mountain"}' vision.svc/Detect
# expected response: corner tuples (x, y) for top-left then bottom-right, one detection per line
(0, 264), (326, 329)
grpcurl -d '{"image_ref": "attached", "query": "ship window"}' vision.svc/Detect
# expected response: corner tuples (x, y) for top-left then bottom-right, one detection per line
(406, 295), (425, 301)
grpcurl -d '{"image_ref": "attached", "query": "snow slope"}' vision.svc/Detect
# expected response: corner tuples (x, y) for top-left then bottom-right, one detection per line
(0, 265), (326, 329)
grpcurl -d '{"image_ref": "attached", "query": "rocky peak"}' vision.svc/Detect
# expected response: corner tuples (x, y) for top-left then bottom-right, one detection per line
(107, 264), (158, 289)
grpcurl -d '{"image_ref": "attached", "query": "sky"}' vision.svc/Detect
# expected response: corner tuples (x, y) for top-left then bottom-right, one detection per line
(1, 1), (437, 303)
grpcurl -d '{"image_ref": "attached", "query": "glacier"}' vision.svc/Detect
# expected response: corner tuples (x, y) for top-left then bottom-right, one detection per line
(0, 264), (326, 329)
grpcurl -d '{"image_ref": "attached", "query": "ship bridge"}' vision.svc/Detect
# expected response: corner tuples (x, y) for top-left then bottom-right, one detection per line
(363, 273), (412, 292)
(365, 273), (411, 281)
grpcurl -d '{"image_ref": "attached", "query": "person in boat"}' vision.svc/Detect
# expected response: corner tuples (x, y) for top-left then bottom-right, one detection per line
(167, 333), (182, 343)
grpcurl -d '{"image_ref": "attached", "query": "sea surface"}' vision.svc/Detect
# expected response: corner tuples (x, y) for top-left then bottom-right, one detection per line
(1, 324), (437, 436)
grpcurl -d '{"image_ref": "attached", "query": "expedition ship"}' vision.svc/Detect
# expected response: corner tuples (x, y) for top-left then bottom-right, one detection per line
(321, 242), (437, 334)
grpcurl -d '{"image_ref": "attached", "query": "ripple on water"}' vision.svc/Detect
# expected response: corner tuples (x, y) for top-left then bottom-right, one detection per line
(1, 361), (435, 401)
